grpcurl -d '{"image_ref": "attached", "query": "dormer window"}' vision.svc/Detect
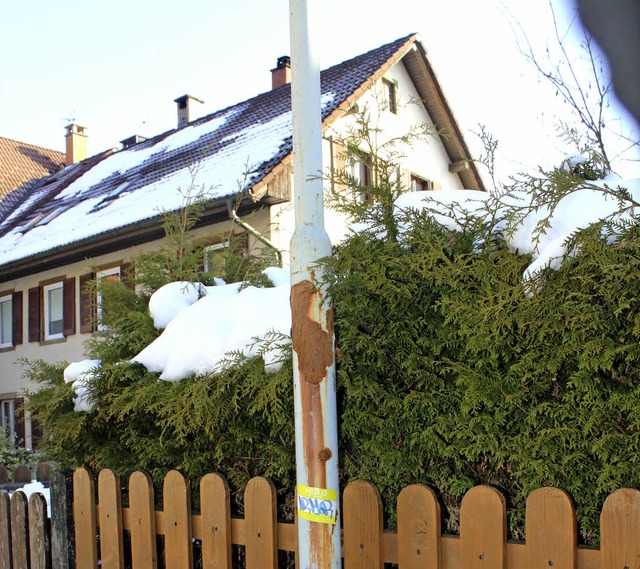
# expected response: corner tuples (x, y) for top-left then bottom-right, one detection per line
(382, 78), (397, 114)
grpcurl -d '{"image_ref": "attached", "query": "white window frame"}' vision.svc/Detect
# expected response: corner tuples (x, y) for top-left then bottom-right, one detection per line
(381, 77), (398, 114)
(43, 281), (64, 341)
(410, 174), (434, 192)
(204, 243), (228, 274)
(1, 400), (15, 444)
(96, 267), (121, 331)
(0, 294), (12, 348)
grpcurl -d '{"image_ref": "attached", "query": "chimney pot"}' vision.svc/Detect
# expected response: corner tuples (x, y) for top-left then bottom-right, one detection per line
(271, 56), (291, 90)
(174, 94), (204, 128)
(65, 123), (88, 165)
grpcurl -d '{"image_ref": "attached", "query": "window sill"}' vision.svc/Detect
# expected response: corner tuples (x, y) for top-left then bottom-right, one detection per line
(40, 336), (67, 346)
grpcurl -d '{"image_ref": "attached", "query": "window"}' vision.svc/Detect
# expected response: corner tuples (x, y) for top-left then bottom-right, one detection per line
(97, 267), (121, 330)
(382, 78), (397, 114)
(352, 153), (374, 203)
(29, 278), (75, 342)
(204, 243), (228, 275)
(1, 400), (14, 444)
(43, 282), (64, 340)
(0, 295), (11, 348)
(410, 174), (434, 192)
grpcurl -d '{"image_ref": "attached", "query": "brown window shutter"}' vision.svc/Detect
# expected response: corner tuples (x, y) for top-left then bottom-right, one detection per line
(79, 272), (95, 334)
(28, 287), (41, 343)
(63, 277), (76, 336)
(30, 414), (43, 451)
(121, 262), (135, 290)
(14, 398), (25, 447)
(12, 291), (22, 346)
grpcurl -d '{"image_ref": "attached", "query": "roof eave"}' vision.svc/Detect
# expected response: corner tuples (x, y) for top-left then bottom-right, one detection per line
(0, 193), (283, 284)
(402, 41), (486, 191)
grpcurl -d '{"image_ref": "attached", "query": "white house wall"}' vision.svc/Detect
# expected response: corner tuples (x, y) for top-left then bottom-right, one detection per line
(0, 216), (259, 427)
(268, 59), (466, 264)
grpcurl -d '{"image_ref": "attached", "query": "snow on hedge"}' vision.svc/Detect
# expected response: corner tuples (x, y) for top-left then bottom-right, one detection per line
(63, 179), (640, 396)
(132, 267), (291, 381)
(64, 359), (101, 412)
(395, 177), (640, 280)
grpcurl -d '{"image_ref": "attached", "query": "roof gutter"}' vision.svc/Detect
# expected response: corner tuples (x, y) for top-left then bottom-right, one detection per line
(0, 195), (266, 284)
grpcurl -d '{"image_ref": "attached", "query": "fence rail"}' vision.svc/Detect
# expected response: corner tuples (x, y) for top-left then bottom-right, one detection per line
(0, 467), (639, 568)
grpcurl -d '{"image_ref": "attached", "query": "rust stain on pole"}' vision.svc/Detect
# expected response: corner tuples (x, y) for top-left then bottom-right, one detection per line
(291, 279), (334, 385)
(292, 278), (337, 568)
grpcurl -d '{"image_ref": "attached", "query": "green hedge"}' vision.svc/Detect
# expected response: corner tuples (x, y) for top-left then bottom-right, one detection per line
(26, 201), (640, 543)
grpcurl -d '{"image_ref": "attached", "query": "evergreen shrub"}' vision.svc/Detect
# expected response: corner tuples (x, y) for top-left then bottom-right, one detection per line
(24, 117), (640, 542)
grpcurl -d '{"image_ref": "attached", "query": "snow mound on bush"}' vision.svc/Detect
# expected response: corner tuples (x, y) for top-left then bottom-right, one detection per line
(133, 267), (291, 381)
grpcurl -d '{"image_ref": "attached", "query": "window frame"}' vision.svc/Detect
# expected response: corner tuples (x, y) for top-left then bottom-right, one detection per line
(382, 77), (398, 115)
(43, 281), (65, 341)
(1, 400), (15, 445)
(96, 266), (121, 331)
(410, 174), (435, 192)
(204, 243), (228, 274)
(0, 294), (12, 348)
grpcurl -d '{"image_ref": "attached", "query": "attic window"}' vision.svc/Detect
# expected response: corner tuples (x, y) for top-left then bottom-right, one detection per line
(382, 78), (397, 114)
(410, 174), (434, 192)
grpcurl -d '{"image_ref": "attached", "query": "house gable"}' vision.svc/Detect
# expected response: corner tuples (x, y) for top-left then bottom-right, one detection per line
(0, 34), (482, 286)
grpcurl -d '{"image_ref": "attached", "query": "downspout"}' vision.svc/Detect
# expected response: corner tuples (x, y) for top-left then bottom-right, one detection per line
(228, 203), (283, 267)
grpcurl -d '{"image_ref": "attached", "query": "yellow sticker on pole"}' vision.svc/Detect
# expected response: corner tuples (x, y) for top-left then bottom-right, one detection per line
(297, 484), (338, 524)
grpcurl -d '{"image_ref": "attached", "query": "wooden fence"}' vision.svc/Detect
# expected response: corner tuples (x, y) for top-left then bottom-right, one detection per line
(1, 467), (639, 568)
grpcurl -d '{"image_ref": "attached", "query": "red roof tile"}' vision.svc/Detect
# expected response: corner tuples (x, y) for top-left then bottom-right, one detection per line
(0, 136), (64, 215)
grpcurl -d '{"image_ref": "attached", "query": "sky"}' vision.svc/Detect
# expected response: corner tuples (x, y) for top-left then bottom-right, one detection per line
(1, 0), (638, 184)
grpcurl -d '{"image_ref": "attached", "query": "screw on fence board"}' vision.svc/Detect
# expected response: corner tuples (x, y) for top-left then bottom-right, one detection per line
(51, 472), (75, 569)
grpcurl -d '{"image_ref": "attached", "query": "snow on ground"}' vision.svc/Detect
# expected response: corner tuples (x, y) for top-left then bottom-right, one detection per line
(132, 267), (291, 381)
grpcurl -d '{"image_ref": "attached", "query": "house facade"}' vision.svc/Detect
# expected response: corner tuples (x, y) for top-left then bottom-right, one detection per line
(0, 34), (483, 447)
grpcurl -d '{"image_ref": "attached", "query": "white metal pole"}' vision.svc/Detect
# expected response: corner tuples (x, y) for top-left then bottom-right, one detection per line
(289, 0), (341, 568)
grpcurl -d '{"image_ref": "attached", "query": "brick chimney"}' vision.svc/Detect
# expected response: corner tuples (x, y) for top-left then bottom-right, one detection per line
(65, 123), (87, 165)
(271, 56), (291, 90)
(174, 94), (204, 128)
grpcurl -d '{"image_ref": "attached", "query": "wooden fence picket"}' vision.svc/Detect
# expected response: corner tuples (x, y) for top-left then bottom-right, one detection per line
(129, 471), (157, 569)
(27, 466), (640, 569)
(28, 493), (49, 569)
(244, 477), (277, 569)
(200, 473), (231, 569)
(600, 488), (640, 569)
(397, 484), (441, 569)
(163, 470), (192, 569)
(73, 467), (99, 569)
(0, 492), (11, 569)
(10, 491), (29, 569)
(343, 480), (384, 569)
(525, 487), (576, 569)
(12, 467), (31, 484)
(98, 469), (125, 569)
(50, 471), (74, 569)
(460, 485), (506, 569)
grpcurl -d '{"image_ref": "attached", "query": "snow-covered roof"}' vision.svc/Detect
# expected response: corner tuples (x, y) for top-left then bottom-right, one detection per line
(0, 34), (424, 277)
